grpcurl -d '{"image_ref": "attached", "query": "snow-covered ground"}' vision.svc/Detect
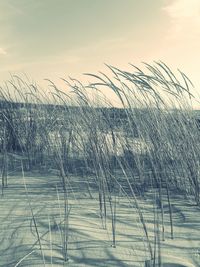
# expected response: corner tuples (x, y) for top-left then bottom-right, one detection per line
(0, 171), (199, 266)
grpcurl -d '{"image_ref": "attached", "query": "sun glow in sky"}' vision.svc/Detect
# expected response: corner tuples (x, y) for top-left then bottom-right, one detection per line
(0, 0), (200, 107)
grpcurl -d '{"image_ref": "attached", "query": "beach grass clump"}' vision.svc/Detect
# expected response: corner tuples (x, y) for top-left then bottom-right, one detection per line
(0, 62), (199, 265)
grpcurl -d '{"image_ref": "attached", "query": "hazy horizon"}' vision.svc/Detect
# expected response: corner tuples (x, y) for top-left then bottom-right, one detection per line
(0, 0), (200, 107)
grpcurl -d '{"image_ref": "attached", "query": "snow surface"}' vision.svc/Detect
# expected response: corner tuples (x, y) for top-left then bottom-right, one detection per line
(0, 171), (199, 266)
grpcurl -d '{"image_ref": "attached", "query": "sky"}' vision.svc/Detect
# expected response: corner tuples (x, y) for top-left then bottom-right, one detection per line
(0, 0), (200, 107)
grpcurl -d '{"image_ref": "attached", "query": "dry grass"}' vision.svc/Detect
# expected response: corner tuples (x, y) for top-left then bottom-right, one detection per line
(0, 62), (199, 266)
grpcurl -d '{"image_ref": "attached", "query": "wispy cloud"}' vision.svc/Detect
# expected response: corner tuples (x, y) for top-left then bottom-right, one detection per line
(0, 47), (7, 55)
(164, 0), (200, 18)
(163, 0), (200, 39)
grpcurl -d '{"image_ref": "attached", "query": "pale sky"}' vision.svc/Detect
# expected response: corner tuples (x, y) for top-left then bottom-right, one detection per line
(0, 0), (200, 107)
